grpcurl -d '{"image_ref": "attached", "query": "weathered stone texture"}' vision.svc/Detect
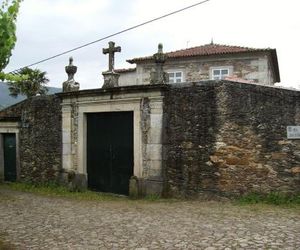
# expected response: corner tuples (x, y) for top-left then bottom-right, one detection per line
(19, 96), (61, 183)
(164, 81), (300, 198)
(164, 82), (219, 197)
(141, 97), (151, 177)
(1, 96), (62, 183)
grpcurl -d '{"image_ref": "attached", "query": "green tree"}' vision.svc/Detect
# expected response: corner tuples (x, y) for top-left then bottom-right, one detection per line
(8, 67), (49, 98)
(0, 0), (22, 80)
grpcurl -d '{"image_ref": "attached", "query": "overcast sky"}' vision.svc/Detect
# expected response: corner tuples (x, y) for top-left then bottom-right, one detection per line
(4, 0), (300, 89)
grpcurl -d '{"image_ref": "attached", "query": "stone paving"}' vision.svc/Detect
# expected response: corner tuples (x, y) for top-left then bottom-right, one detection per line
(0, 188), (299, 249)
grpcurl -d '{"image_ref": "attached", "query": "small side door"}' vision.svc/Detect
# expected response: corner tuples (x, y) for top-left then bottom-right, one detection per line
(3, 133), (17, 182)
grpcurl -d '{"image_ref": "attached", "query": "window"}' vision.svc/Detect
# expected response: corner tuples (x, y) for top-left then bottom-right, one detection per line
(212, 68), (229, 80)
(168, 72), (183, 83)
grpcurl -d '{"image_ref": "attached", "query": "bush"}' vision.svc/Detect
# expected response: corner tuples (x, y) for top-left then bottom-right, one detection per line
(238, 192), (300, 205)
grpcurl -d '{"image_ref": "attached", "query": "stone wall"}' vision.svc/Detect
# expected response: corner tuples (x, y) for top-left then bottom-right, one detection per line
(164, 81), (300, 198)
(2, 82), (299, 198)
(0, 96), (62, 183)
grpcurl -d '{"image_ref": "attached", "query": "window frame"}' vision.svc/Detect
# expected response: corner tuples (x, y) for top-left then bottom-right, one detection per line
(167, 71), (183, 83)
(210, 66), (232, 80)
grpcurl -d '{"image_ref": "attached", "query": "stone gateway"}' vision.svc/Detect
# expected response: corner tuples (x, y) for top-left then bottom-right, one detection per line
(59, 84), (166, 196)
(0, 42), (299, 198)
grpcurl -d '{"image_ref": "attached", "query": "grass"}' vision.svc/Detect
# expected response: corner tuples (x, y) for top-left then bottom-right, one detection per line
(237, 192), (300, 206)
(1, 182), (127, 202)
(143, 193), (162, 201)
(0, 182), (175, 203)
(2, 182), (298, 206)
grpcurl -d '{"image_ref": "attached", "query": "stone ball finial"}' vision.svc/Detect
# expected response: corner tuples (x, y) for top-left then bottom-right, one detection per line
(153, 43), (167, 64)
(65, 57), (77, 75)
(158, 43), (163, 53)
(150, 43), (168, 84)
(63, 56), (80, 92)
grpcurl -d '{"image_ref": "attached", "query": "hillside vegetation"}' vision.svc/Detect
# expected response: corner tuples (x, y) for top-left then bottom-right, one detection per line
(0, 83), (61, 109)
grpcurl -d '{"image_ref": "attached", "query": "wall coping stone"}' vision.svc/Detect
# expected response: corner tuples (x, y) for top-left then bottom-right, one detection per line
(57, 80), (299, 101)
(56, 84), (170, 99)
(169, 81), (300, 97)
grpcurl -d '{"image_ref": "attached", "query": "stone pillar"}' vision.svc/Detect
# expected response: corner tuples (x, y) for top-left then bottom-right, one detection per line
(62, 105), (73, 171)
(0, 134), (3, 182)
(62, 57), (80, 92)
(102, 71), (120, 88)
(150, 43), (169, 84)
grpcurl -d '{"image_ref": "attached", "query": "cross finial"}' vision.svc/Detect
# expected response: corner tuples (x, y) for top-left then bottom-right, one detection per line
(103, 41), (121, 72)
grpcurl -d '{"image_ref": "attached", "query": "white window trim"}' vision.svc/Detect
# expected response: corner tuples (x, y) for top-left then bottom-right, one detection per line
(210, 66), (233, 80)
(167, 71), (184, 83)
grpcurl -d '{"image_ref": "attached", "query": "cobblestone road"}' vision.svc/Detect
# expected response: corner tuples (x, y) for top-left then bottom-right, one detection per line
(0, 188), (299, 249)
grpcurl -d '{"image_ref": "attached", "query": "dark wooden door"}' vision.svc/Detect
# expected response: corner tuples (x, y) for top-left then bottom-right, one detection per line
(87, 112), (133, 195)
(3, 133), (17, 182)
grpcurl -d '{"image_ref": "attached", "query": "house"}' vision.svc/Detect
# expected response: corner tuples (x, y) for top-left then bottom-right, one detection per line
(0, 42), (299, 198)
(117, 43), (280, 86)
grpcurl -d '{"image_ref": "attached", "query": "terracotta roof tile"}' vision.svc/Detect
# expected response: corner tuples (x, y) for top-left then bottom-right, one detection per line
(114, 68), (136, 73)
(127, 43), (274, 63)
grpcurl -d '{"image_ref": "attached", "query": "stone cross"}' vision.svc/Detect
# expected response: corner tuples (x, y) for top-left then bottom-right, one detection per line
(103, 41), (121, 72)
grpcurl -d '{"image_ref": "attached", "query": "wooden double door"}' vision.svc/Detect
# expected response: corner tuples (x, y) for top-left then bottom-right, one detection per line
(87, 112), (134, 195)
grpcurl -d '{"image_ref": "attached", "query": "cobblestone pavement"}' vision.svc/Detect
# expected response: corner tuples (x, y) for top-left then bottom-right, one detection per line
(0, 189), (299, 250)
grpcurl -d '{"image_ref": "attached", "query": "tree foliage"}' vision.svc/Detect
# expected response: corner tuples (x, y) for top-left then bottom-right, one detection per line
(0, 0), (22, 73)
(8, 67), (49, 98)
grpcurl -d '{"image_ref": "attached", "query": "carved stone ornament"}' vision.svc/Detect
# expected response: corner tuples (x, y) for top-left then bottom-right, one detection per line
(103, 41), (121, 72)
(150, 43), (169, 84)
(102, 41), (121, 88)
(62, 57), (80, 92)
